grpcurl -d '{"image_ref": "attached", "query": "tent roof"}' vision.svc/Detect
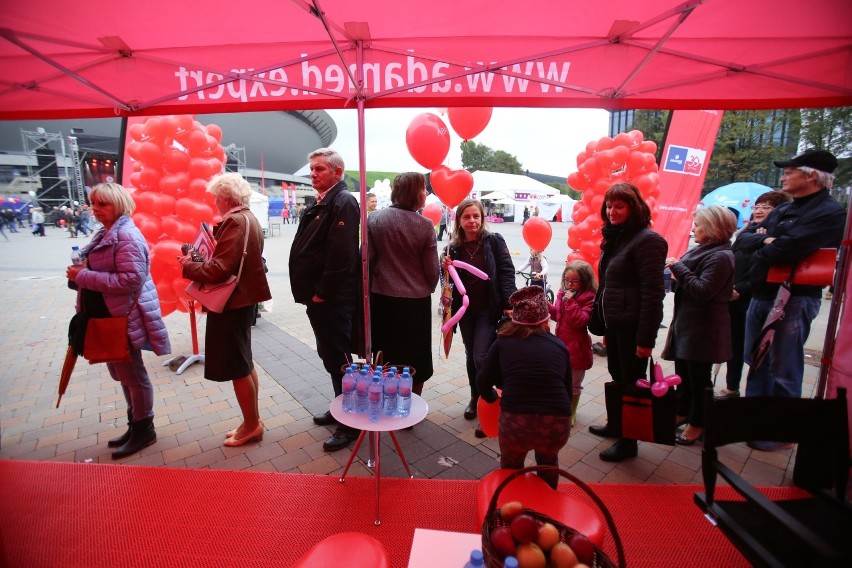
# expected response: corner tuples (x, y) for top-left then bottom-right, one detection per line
(473, 171), (558, 197)
(2, 0), (850, 119)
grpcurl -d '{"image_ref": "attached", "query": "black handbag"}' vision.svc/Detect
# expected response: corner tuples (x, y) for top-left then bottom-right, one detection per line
(588, 295), (606, 336)
(603, 358), (677, 445)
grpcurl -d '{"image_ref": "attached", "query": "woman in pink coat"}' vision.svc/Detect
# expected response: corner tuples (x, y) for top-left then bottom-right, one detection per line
(548, 260), (597, 425)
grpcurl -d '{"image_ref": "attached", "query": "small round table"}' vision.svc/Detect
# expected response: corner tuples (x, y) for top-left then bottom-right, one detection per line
(330, 394), (428, 525)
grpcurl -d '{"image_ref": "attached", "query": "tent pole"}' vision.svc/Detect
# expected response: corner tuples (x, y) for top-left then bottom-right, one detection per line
(356, 41), (371, 360)
(816, 201), (851, 399)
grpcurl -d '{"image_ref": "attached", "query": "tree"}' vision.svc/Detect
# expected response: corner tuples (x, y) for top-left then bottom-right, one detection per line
(461, 141), (523, 174)
(799, 107), (851, 196)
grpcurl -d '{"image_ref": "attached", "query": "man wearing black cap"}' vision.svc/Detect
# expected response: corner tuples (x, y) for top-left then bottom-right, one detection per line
(736, 149), (845, 450)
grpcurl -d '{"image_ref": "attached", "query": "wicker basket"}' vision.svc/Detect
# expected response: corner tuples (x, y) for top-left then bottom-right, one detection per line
(481, 466), (625, 568)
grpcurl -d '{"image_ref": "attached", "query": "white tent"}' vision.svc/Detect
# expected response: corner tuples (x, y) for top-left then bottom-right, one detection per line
(471, 171), (559, 200)
(249, 190), (269, 233)
(538, 194), (577, 222)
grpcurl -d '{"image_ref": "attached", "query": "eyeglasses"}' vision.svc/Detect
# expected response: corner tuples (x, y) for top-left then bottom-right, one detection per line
(751, 205), (773, 211)
(563, 278), (581, 285)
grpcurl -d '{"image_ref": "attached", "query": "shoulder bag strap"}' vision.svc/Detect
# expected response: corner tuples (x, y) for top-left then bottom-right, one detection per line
(233, 213), (251, 283)
(124, 294), (140, 317)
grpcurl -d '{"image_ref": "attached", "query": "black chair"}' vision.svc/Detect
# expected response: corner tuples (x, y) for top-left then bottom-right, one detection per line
(694, 387), (852, 567)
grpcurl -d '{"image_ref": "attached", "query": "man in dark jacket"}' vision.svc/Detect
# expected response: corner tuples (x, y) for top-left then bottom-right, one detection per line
(289, 148), (361, 452)
(737, 149), (845, 451)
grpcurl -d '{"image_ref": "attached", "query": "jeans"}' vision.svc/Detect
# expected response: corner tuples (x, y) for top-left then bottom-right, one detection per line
(458, 307), (497, 398)
(744, 296), (821, 398)
(725, 299), (749, 391)
(674, 359), (712, 427)
(106, 346), (154, 421)
(306, 300), (355, 396)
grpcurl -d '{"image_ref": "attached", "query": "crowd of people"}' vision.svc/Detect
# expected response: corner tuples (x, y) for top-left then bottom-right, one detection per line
(61, 147), (843, 473)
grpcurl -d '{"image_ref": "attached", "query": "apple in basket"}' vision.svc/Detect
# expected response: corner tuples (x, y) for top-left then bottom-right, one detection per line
(566, 533), (595, 566)
(510, 513), (540, 544)
(536, 521), (560, 552)
(490, 526), (517, 557)
(515, 542), (547, 568)
(549, 542), (579, 568)
(500, 500), (525, 521)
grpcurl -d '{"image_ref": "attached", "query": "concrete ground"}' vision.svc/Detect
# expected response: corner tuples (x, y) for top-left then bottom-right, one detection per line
(0, 216), (830, 487)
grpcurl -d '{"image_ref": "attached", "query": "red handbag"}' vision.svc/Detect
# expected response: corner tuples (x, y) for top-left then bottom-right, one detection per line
(766, 248), (837, 287)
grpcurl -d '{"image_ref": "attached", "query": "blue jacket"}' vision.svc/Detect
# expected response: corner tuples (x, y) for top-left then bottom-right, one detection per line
(77, 215), (171, 355)
(736, 189), (844, 300)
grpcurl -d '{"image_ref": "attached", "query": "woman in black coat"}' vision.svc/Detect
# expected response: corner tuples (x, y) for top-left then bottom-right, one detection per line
(588, 182), (667, 462)
(443, 199), (516, 431)
(663, 206), (737, 444)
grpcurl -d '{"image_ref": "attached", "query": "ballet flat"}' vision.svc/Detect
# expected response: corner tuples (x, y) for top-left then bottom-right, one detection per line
(226, 419), (264, 438)
(223, 424), (264, 447)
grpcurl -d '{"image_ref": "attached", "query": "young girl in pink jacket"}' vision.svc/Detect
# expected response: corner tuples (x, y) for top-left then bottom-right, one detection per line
(548, 260), (597, 425)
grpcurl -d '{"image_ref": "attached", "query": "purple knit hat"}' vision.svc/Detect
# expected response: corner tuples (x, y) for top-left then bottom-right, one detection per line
(510, 286), (550, 326)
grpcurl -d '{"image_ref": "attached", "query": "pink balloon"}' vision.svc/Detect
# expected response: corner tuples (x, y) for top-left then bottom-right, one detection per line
(651, 382), (670, 397)
(422, 203), (442, 226)
(441, 294), (469, 333)
(452, 260), (489, 281)
(405, 113), (450, 170)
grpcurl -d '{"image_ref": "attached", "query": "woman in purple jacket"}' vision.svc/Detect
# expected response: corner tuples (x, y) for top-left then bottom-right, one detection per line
(66, 183), (171, 460)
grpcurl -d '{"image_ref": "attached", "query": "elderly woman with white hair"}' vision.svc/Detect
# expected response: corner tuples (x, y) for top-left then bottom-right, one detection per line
(180, 173), (271, 447)
(663, 205), (737, 445)
(66, 183), (171, 459)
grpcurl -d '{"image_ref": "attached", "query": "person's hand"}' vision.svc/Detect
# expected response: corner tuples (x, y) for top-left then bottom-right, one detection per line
(442, 254), (452, 270)
(515, 269), (520, 274)
(756, 227), (767, 234)
(66, 264), (84, 281)
(636, 346), (653, 358)
(730, 289), (741, 301)
(177, 253), (193, 267)
(664, 257), (679, 268)
(312, 294), (325, 303)
(533, 272), (542, 279)
(762, 236), (776, 245)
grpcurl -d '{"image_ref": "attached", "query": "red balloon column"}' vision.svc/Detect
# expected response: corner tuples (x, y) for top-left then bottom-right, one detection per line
(566, 131), (660, 275)
(126, 115), (223, 317)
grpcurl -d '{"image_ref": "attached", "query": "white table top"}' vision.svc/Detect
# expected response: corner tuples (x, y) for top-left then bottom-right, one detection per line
(407, 529), (481, 568)
(329, 393), (428, 432)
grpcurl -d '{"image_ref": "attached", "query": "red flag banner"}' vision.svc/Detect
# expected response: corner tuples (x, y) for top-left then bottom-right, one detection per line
(654, 110), (724, 257)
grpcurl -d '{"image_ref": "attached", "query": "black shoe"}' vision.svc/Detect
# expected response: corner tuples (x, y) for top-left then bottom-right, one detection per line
(463, 398), (478, 420)
(322, 427), (358, 452)
(108, 410), (133, 448)
(599, 439), (638, 462)
(589, 423), (616, 438)
(474, 426), (487, 439)
(313, 410), (337, 426)
(112, 417), (156, 459)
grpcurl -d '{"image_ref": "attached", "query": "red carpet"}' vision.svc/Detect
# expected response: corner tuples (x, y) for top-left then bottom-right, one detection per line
(0, 460), (808, 567)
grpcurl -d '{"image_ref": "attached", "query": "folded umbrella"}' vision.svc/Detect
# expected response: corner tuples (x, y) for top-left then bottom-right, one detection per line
(749, 282), (792, 371)
(57, 345), (78, 408)
(441, 265), (454, 357)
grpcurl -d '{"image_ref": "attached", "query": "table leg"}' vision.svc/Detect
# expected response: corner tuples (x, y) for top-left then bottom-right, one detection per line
(388, 431), (414, 478)
(339, 430), (367, 483)
(372, 431), (381, 525)
(367, 432), (376, 468)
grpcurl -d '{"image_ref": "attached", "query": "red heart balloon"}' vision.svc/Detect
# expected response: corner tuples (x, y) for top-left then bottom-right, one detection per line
(447, 107), (492, 141)
(431, 166), (473, 209)
(405, 113), (450, 170)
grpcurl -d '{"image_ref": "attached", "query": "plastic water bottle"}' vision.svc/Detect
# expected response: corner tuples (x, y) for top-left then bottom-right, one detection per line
(398, 369), (412, 417)
(503, 557), (518, 568)
(355, 368), (370, 414)
(368, 372), (383, 422)
(383, 370), (398, 417)
(70, 246), (83, 266)
(341, 365), (357, 413)
(464, 549), (484, 568)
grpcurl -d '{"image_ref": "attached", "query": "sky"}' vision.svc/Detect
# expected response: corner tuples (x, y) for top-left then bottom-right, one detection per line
(296, 107), (610, 179)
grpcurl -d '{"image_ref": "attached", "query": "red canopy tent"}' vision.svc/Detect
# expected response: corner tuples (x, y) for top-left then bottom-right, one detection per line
(3, 0), (851, 405)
